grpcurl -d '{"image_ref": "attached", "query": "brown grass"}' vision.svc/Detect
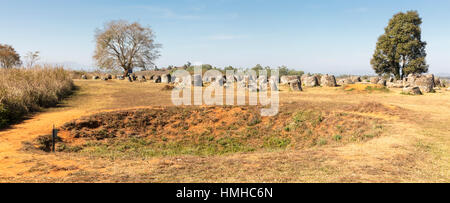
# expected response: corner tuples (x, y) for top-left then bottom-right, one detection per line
(0, 80), (448, 182)
(0, 66), (74, 128)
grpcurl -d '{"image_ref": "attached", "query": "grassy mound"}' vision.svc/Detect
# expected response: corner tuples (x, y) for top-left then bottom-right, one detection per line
(50, 104), (386, 159)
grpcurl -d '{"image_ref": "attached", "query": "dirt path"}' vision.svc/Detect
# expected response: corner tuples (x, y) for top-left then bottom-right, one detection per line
(0, 80), (448, 182)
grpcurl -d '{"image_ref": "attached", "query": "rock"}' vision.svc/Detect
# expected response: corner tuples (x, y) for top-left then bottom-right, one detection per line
(258, 75), (267, 83)
(193, 74), (203, 87)
(248, 85), (258, 92)
(303, 75), (319, 87)
(320, 74), (337, 87)
(81, 75), (87, 80)
(259, 82), (268, 91)
(386, 82), (394, 88)
(404, 74), (417, 86)
(434, 77), (441, 87)
(392, 80), (404, 88)
(369, 77), (380, 84)
(209, 76), (225, 87)
(281, 76), (299, 85)
(351, 76), (361, 83)
(269, 76), (279, 91)
(92, 76), (99, 80)
(315, 74), (323, 86)
(289, 79), (302, 91)
(337, 78), (354, 86)
(402, 87), (422, 95)
(137, 75), (146, 82)
(153, 75), (162, 83)
(161, 74), (171, 83)
(415, 74), (435, 93)
(237, 81), (247, 89)
(377, 79), (387, 86)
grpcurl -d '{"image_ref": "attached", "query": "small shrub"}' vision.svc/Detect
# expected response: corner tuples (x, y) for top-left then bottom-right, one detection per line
(333, 135), (342, 141)
(318, 139), (328, 146)
(0, 104), (9, 129)
(263, 135), (291, 149)
(34, 134), (62, 152)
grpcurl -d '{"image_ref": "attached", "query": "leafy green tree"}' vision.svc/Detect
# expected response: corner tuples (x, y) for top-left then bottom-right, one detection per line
(278, 65), (289, 76)
(371, 11), (428, 80)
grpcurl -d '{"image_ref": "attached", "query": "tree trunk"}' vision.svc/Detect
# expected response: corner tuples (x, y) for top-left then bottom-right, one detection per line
(123, 67), (129, 78)
(393, 66), (401, 80)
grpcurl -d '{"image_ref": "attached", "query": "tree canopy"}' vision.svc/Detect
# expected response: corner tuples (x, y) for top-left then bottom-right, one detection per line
(0, 44), (22, 69)
(371, 11), (428, 79)
(93, 20), (161, 76)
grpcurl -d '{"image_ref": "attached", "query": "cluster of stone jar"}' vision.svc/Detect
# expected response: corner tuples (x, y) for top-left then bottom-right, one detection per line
(81, 72), (447, 94)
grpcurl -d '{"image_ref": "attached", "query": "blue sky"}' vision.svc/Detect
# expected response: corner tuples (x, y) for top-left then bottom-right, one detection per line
(1, 0), (449, 75)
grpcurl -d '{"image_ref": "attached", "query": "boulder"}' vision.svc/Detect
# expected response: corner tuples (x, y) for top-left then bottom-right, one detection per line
(193, 74), (203, 87)
(377, 79), (387, 86)
(337, 78), (354, 86)
(289, 79), (302, 91)
(351, 76), (361, 83)
(369, 77), (380, 84)
(237, 81), (247, 89)
(320, 74), (337, 87)
(315, 74), (323, 85)
(402, 87), (422, 95)
(161, 74), (171, 83)
(137, 75), (146, 82)
(415, 74), (435, 93)
(269, 79), (278, 91)
(434, 77), (441, 87)
(259, 82), (268, 92)
(392, 80), (404, 88)
(281, 76), (300, 85)
(303, 75), (319, 87)
(153, 75), (162, 83)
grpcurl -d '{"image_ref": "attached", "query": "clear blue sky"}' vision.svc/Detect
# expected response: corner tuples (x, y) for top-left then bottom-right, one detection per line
(1, 0), (449, 75)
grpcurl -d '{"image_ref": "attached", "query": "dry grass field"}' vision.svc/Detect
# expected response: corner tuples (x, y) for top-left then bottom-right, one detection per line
(0, 80), (449, 182)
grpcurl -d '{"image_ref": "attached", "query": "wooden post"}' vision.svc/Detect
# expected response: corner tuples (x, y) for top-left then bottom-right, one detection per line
(52, 125), (57, 153)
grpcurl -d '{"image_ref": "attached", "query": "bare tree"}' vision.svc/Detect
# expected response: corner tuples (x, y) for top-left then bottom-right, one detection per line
(0, 44), (22, 68)
(93, 20), (161, 77)
(25, 51), (40, 68)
